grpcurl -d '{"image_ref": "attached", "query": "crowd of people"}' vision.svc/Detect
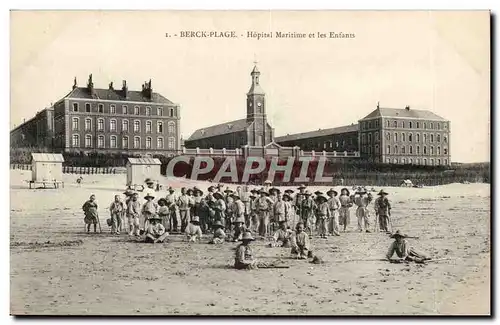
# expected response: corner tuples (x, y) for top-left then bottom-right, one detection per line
(82, 182), (430, 268)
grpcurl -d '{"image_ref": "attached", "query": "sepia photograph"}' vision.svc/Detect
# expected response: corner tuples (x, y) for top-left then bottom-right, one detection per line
(9, 10), (490, 316)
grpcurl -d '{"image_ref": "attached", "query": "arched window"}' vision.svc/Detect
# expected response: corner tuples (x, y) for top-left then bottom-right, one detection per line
(72, 134), (79, 147)
(134, 120), (140, 133)
(423, 158), (427, 165)
(122, 136), (129, 149)
(134, 106), (140, 115)
(416, 146), (420, 154)
(409, 121), (413, 129)
(168, 121), (176, 134)
(110, 136), (117, 148)
(416, 133), (420, 142)
(409, 146), (413, 154)
(437, 159), (441, 165)
(402, 158), (406, 164)
(386, 145), (391, 154)
(146, 106), (151, 116)
(444, 136), (448, 143)
(393, 158), (398, 164)
(402, 133), (406, 142)
(444, 159), (448, 165)
(402, 146), (406, 154)
(393, 121), (397, 128)
(437, 146), (441, 155)
(437, 134), (441, 142)
(387, 120), (390, 127)
(430, 134), (434, 142)
(416, 122), (420, 128)
(375, 145), (379, 154)
(146, 121), (152, 133)
(85, 118), (92, 131)
(430, 146), (434, 155)
(416, 158), (420, 165)
(98, 118), (104, 131)
(375, 131), (379, 142)
(394, 133), (398, 142)
(409, 133), (412, 142)
(98, 135), (105, 148)
(134, 136), (141, 149)
(157, 137), (164, 149)
(423, 146), (427, 154)
(430, 122), (434, 129)
(394, 145), (398, 154)
(386, 132), (391, 141)
(430, 159), (434, 165)
(444, 148), (448, 155)
(168, 137), (175, 149)
(85, 135), (92, 148)
(368, 133), (372, 143)
(72, 117), (79, 131)
(423, 123), (427, 129)
(110, 119), (117, 132)
(423, 134), (427, 142)
(122, 120), (129, 132)
(409, 159), (413, 164)
(401, 121), (405, 128)
(146, 137), (152, 149)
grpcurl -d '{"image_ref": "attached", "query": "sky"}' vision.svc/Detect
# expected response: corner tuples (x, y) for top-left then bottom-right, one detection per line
(10, 10), (490, 163)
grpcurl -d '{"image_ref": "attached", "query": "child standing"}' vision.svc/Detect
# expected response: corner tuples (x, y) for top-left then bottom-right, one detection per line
(109, 195), (125, 235)
(82, 194), (99, 233)
(157, 198), (170, 231)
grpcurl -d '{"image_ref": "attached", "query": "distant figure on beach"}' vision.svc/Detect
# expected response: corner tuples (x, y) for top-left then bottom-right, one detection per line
(82, 194), (98, 233)
(386, 230), (431, 264)
(76, 176), (83, 186)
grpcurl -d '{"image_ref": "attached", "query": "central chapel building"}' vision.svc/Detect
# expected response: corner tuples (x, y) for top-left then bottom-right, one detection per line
(184, 65), (274, 149)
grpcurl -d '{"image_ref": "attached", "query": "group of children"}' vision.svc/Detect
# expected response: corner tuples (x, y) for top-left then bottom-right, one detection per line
(81, 182), (430, 268)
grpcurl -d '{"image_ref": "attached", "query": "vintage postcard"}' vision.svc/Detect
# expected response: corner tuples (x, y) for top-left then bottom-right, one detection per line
(10, 10), (490, 316)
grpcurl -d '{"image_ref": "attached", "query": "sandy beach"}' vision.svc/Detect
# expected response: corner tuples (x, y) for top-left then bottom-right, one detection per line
(10, 170), (490, 315)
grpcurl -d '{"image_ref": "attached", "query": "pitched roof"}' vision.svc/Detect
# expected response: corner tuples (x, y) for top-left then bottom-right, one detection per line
(127, 157), (162, 165)
(275, 124), (359, 142)
(65, 87), (174, 104)
(186, 118), (249, 141)
(31, 153), (65, 162)
(361, 107), (447, 121)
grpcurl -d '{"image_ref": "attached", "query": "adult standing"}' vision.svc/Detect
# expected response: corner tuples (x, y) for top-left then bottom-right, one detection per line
(338, 188), (353, 232)
(177, 187), (192, 233)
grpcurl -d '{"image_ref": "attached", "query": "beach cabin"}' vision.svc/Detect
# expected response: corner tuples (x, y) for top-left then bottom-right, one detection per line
(126, 157), (162, 190)
(30, 153), (65, 189)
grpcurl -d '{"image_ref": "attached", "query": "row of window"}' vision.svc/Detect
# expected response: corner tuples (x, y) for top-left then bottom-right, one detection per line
(384, 132), (448, 143)
(307, 138), (354, 149)
(71, 102), (177, 117)
(71, 134), (176, 150)
(71, 117), (176, 134)
(361, 119), (448, 131)
(386, 157), (448, 166)
(361, 144), (449, 156)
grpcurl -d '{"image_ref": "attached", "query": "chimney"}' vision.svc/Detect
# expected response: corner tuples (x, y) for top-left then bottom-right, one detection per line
(87, 74), (95, 95)
(122, 80), (128, 98)
(405, 105), (410, 111)
(109, 81), (114, 90)
(72, 77), (77, 90)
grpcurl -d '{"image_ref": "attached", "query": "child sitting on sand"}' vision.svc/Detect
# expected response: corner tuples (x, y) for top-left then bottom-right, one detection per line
(269, 220), (293, 247)
(291, 222), (312, 259)
(185, 216), (203, 242)
(208, 220), (226, 244)
(386, 230), (431, 264)
(144, 215), (168, 243)
(82, 194), (99, 233)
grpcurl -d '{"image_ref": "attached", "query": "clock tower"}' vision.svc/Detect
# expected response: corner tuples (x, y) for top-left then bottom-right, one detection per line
(246, 64), (266, 121)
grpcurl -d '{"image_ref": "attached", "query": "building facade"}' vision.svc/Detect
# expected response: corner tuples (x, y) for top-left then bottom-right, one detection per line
(359, 105), (451, 165)
(275, 124), (359, 153)
(11, 107), (54, 149)
(184, 65), (274, 149)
